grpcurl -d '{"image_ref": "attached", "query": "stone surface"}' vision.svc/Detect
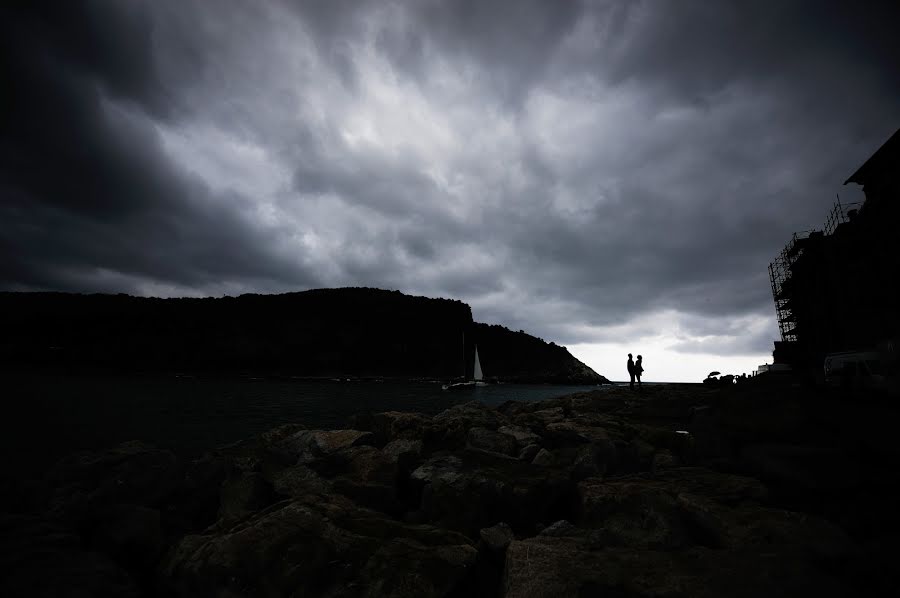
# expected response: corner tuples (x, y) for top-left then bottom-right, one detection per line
(8, 383), (892, 596)
(479, 522), (515, 552)
(466, 427), (518, 457)
(531, 448), (555, 467)
(163, 499), (478, 598)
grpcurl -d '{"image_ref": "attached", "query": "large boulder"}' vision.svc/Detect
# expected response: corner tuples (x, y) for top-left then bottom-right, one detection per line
(218, 471), (277, 525)
(410, 450), (574, 537)
(427, 402), (510, 451)
(0, 513), (140, 598)
(577, 478), (694, 549)
(503, 533), (852, 598)
(466, 427), (518, 457)
(43, 441), (182, 516)
(162, 499), (478, 598)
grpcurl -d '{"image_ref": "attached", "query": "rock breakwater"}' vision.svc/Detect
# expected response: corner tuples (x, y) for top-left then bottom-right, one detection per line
(2, 383), (896, 596)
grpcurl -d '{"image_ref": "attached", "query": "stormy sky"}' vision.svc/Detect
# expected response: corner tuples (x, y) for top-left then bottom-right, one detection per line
(2, 1), (899, 382)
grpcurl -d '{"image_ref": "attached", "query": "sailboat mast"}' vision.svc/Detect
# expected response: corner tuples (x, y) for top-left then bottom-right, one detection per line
(462, 331), (466, 379)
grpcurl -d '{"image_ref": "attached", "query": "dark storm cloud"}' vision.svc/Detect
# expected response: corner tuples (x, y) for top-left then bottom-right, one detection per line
(1, 0), (315, 294)
(2, 0), (899, 363)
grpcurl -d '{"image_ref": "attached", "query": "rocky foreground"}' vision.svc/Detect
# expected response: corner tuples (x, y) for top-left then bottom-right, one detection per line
(2, 381), (898, 597)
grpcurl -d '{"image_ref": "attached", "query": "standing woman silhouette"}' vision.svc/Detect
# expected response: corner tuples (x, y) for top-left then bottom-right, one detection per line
(635, 355), (644, 389)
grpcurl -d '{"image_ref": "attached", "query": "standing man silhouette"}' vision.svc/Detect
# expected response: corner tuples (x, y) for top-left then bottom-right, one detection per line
(635, 355), (644, 390)
(627, 353), (635, 390)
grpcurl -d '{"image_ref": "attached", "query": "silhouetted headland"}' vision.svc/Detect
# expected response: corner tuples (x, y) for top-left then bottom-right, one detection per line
(0, 287), (607, 384)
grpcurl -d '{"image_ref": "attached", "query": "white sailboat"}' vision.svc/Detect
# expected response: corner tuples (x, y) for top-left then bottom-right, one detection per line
(442, 336), (488, 390)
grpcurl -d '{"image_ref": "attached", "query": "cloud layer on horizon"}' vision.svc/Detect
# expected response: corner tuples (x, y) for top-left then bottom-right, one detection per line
(2, 0), (899, 360)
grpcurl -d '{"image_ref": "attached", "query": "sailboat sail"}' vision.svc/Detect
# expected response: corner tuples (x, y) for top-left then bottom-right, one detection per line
(473, 346), (483, 381)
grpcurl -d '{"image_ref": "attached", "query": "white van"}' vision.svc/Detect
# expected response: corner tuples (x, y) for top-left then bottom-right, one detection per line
(823, 350), (886, 390)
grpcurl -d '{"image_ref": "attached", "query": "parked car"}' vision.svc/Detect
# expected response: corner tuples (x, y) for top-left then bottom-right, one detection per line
(823, 350), (887, 391)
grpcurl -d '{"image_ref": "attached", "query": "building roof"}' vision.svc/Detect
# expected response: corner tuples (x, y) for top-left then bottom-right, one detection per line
(844, 127), (900, 186)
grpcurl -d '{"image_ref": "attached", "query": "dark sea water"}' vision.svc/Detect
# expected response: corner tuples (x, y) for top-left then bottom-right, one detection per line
(2, 371), (608, 478)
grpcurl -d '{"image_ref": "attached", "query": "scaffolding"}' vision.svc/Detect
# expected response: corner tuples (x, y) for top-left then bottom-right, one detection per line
(769, 231), (813, 342)
(769, 197), (862, 345)
(824, 196), (862, 236)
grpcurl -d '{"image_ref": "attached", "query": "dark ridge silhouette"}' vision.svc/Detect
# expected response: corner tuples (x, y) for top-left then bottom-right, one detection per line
(474, 322), (603, 384)
(0, 287), (607, 384)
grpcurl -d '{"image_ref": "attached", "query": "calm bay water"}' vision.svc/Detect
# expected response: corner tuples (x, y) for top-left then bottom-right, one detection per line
(3, 372), (607, 478)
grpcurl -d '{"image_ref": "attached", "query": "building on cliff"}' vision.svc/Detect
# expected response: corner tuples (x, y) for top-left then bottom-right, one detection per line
(768, 127), (900, 376)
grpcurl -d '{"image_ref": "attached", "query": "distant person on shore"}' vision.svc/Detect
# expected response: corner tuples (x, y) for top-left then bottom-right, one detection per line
(627, 353), (635, 390)
(635, 355), (644, 390)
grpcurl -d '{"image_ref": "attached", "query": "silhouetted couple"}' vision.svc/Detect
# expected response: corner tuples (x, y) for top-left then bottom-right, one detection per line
(627, 353), (643, 390)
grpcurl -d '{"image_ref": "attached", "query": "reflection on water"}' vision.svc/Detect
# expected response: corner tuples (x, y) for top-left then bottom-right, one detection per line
(3, 372), (605, 477)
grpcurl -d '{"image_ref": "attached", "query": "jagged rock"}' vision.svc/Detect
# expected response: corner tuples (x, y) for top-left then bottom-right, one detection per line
(652, 449), (679, 472)
(518, 444), (541, 462)
(538, 520), (578, 537)
(467, 427), (518, 457)
(331, 445), (399, 513)
(316, 430), (377, 454)
(544, 421), (615, 449)
(739, 443), (861, 493)
(650, 467), (769, 505)
(264, 428), (376, 466)
(569, 443), (608, 480)
(410, 451), (573, 537)
(366, 411), (432, 444)
(526, 407), (567, 426)
(531, 448), (555, 467)
(0, 513), (140, 598)
(497, 425), (542, 448)
(162, 499), (478, 598)
(272, 464), (332, 498)
(427, 402), (510, 451)
(44, 441), (182, 515)
(503, 534), (851, 598)
(577, 478), (693, 549)
(480, 522), (514, 552)
(382, 438), (423, 471)
(88, 503), (164, 572)
(218, 471), (276, 524)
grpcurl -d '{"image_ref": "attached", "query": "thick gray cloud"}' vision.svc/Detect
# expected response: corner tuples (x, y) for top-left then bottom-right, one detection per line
(2, 0), (899, 366)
